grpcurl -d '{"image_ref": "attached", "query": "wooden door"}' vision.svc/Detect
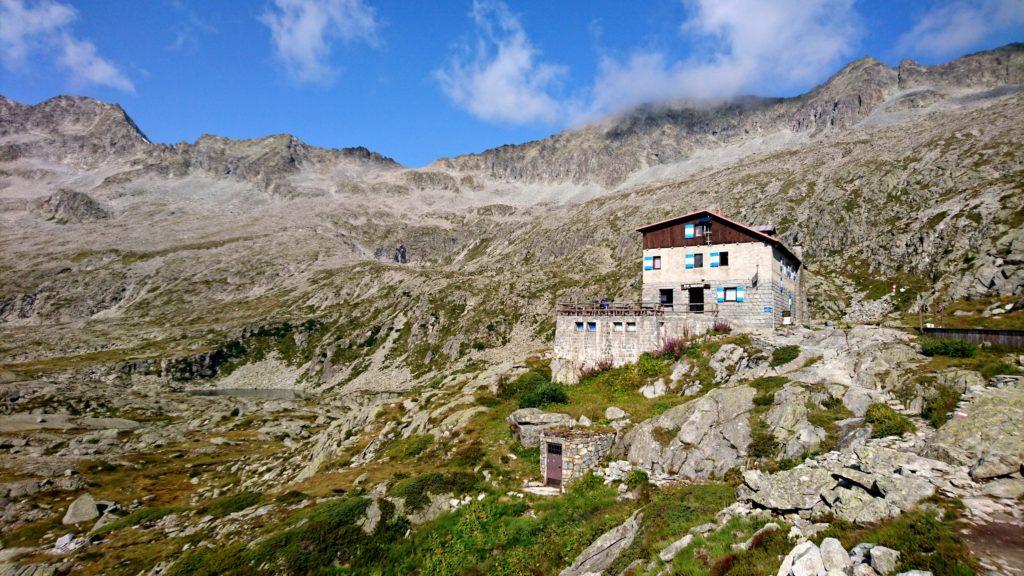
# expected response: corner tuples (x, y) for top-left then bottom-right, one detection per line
(546, 443), (563, 487)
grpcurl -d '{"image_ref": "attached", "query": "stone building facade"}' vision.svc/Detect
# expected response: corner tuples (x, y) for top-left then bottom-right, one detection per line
(552, 210), (803, 383)
(540, 427), (615, 489)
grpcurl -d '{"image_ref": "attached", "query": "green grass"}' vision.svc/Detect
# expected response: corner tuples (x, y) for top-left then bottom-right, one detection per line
(608, 483), (736, 574)
(747, 416), (780, 459)
(864, 404), (916, 438)
(816, 500), (977, 576)
(91, 506), (178, 534)
(769, 346), (801, 367)
(197, 491), (262, 518)
(385, 434), (435, 459)
(922, 385), (961, 428)
(389, 471), (481, 512)
(670, 516), (792, 576)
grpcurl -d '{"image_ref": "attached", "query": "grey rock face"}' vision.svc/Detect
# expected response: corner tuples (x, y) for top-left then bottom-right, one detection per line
(621, 385), (755, 479)
(559, 510), (642, 576)
(62, 492), (100, 525)
(777, 540), (825, 576)
(928, 381), (1024, 479)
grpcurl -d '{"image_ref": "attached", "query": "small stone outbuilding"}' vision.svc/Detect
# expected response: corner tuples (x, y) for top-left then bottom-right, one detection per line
(540, 427), (615, 489)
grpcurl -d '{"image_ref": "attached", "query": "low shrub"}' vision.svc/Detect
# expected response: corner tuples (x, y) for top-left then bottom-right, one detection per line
(623, 469), (650, 489)
(712, 319), (732, 334)
(579, 359), (613, 379)
(922, 385), (961, 428)
(655, 337), (690, 359)
(497, 370), (549, 400)
(449, 440), (486, 467)
(91, 506), (177, 534)
(920, 337), (976, 358)
(199, 491), (261, 518)
(385, 434), (435, 459)
(390, 471), (481, 512)
(518, 381), (569, 408)
(769, 345), (801, 367)
(747, 417), (779, 459)
(865, 404), (916, 438)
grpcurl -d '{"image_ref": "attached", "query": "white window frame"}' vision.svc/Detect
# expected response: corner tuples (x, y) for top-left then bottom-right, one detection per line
(586, 321), (598, 332)
(652, 255), (662, 270)
(575, 321), (584, 332)
(626, 322), (637, 332)
(724, 287), (738, 302)
(613, 322), (624, 332)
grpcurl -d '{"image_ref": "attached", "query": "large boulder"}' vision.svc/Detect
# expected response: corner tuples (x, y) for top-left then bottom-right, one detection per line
(710, 344), (747, 383)
(928, 382), (1024, 479)
(742, 467), (835, 511)
(765, 385), (828, 458)
(506, 408), (573, 448)
(559, 511), (642, 576)
(62, 493), (100, 525)
(621, 385), (755, 479)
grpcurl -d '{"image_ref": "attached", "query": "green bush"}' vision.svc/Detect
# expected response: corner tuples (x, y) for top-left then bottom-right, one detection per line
(769, 345), (801, 367)
(922, 385), (961, 428)
(747, 417), (779, 459)
(199, 491), (261, 518)
(91, 506), (177, 534)
(624, 469), (650, 489)
(865, 404), (916, 438)
(390, 471), (480, 512)
(920, 338), (977, 358)
(518, 381), (568, 408)
(498, 370), (549, 399)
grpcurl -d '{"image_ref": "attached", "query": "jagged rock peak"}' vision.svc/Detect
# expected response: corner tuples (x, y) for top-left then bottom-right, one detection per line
(0, 94), (150, 145)
(432, 43), (1024, 187)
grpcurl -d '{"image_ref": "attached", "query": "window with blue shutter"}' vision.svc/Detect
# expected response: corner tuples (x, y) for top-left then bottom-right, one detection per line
(685, 254), (694, 269)
(709, 252), (720, 267)
(684, 224), (695, 238)
(643, 255), (653, 271)
(736, 286), (745, 302)
(716, 287), (725, 302)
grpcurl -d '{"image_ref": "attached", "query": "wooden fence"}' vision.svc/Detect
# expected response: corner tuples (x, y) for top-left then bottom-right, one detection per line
(919, 327), (1024, 350)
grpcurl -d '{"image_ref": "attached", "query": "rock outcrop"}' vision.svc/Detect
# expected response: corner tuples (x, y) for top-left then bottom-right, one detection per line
(621, 384), (755, 479)
(738, 443), (957, 524)
(928, 381), (1024, 479)
(559, 511), (642, 576)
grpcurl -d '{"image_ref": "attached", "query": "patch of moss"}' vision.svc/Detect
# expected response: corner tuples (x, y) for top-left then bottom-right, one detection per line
(864, 403), (916, 438)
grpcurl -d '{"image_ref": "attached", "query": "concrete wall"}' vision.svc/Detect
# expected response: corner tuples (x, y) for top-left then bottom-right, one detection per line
(551, 312), (715, 384)
(540, 431), (615, 488)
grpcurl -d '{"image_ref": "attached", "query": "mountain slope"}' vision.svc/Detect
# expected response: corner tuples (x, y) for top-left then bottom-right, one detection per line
(0, 44), (1021, 389)
(432, 43), (1024, 187)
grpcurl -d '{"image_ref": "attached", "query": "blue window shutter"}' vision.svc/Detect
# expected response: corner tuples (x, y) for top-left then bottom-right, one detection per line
(736, 286), (745, 302)
(685, 254), (694, 269)
(716, 287), (725, 303)
(710, 251), (719, 268)
(685, 224), (695, 238)
(643, 255), (653, 271)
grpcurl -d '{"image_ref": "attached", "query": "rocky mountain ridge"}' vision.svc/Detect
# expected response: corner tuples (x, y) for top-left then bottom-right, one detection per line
(433, 43), (1024, 187)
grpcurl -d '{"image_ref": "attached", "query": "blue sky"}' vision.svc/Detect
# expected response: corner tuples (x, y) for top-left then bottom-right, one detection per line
(1, 0), (1022, 167)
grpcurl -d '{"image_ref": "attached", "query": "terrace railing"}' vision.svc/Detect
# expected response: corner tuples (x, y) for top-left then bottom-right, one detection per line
(556, 301), (718, 316)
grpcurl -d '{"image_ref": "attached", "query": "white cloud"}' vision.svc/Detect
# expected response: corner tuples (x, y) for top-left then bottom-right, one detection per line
(0, 0), (134, 92)
(261, 0), (379, 84)
(587, 0), (861, 117)
(895, 0), (1024, 59)
(435, 0), (568, 124)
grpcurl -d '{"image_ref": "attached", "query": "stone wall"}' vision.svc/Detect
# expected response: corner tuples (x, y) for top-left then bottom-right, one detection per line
(540, 430), (615, 488)
(551, 311), (715, 384)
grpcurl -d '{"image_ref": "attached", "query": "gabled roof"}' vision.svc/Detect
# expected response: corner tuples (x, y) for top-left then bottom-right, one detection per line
(636, 210), (801, 264)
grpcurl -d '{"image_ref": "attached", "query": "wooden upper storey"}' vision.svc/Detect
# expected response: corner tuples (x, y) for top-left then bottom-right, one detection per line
(637, 210), (800, 264)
